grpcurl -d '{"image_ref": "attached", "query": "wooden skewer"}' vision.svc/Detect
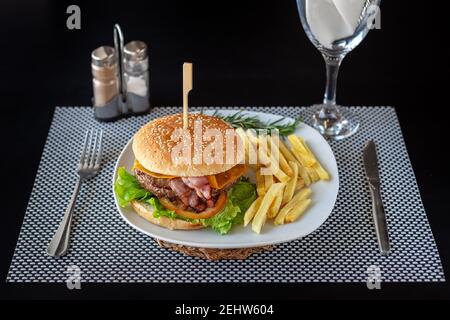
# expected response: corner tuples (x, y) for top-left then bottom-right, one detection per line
(182, 62), (193, 129)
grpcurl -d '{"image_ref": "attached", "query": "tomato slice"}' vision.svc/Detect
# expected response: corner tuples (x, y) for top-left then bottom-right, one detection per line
(159, 193), (228, 220)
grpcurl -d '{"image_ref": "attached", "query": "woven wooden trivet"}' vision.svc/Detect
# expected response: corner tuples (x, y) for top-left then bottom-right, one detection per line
(155, 239), (273, 260)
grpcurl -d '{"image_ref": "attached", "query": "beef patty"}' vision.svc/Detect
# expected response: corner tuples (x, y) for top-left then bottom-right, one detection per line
(134, 169), (176, 199)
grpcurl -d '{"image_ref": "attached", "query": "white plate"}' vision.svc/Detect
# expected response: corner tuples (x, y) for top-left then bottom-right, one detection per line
(112, 110), (339, 248)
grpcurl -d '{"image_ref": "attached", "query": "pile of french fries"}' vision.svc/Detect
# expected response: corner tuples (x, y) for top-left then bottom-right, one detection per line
(236, 128), (330, 234)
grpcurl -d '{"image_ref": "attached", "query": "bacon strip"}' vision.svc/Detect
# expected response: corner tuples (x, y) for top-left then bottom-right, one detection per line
(168, 179), (191, 206)
(181, 177), (212, 200)
(169, 177), (214, 211)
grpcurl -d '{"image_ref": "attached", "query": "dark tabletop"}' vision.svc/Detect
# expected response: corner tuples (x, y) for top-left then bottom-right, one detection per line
(0, 0), (449, 300)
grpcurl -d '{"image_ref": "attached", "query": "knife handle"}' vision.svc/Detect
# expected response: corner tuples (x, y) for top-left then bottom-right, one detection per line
(369, 185), (391, 255)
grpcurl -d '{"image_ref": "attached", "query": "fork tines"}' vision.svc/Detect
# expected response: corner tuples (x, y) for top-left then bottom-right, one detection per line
(79, 129), (103, 169)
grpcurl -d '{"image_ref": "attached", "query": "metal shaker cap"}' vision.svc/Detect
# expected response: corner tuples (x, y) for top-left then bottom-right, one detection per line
(91, 46), (117, 67)
(124, 41), (147, 61)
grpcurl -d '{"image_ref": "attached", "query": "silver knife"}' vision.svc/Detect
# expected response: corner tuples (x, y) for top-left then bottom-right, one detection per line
(363, 140), (391, 255)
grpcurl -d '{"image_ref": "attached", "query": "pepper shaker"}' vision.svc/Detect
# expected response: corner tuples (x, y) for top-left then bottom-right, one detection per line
(91, 46), (119, 107)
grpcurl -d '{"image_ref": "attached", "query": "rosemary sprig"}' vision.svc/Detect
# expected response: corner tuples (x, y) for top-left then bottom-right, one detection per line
(212, 110), (300, 136)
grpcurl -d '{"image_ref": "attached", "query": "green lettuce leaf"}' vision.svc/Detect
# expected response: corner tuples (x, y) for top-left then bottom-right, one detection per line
(114, 167), (179, 219)
(114, 167), (152, 207)
(201, 200), (241, 235)
(229, 180), (257, 223)
(202, 180), (257, 234)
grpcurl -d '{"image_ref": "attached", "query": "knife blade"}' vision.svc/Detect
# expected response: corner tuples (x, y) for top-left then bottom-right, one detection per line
(363, 140), (391, 255)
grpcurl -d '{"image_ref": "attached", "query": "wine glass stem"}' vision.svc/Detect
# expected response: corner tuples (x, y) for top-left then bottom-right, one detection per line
(322, 54), (344, 106)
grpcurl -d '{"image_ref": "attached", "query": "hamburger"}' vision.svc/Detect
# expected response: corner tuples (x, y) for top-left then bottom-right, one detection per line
(114, 113), (256, 234)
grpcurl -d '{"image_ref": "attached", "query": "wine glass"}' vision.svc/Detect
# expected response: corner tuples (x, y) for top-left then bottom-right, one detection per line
(296, 0), (381, 140)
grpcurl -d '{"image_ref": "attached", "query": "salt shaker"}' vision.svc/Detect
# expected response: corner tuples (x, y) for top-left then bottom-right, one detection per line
(91, 46), (119, 107)
(123, 41), (150, 113)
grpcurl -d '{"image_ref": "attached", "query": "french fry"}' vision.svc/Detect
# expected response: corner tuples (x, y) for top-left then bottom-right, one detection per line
(268, 184), (285, 218)
(292, 148), (320, 185)
(292, 150), (315, 168)
(264, 174), (273, 191)
(301, 140), (330, 180)
(268, 157), (290, 182)
(279, 138), (297, 163)
(288, 135), (316, 167)
(274, 188), (312, 225)
(296, 160), (311, 186)
(285, 198), (312, 223)
(235, 127), (247, 152)
(256, 135), (271, 166)
(269, 135), (293, 176)
(278, 152), (293, 177)
(290, 146), (315, 184)
(244, 197), (263, 226)
(236, 128), (258, 166)
(313, 162), (330, 180)
(256, 170), (265, 196)
(246, 129), (263, 168)
(252, 183), (286, 234)
(259, 135), (290, 183)
(246, 129), (260, 146)
(297, 136), (314, 156)
(270, 164), (290, 183)
(282, 161), (298, 206)
(296, 136), (330, 180)
(295, 177), (305, 191)
(306, 166), (320, 182)
(279, 139), (309, 182)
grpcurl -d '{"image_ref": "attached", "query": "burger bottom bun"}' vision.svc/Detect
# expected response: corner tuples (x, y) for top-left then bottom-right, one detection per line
(130, 200), (205, 231)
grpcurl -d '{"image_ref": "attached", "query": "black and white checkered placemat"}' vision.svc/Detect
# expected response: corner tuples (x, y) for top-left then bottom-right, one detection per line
(6, 106), (445, 283)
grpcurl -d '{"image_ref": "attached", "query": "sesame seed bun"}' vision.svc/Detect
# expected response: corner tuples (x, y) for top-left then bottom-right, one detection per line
(131, 201), (205, 230)
(132, 113), (242, 177)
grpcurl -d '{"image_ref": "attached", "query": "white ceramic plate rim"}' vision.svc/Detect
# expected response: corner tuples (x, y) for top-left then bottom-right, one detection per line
(112, 110), (339, 248)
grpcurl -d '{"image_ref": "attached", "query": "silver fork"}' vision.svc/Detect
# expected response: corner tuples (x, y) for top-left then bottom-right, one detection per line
(47, 129), (103, 257)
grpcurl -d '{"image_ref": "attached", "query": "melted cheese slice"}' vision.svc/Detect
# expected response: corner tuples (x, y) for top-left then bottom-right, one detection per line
(133, 160), (177, 179)
(207, 164), (248, 189)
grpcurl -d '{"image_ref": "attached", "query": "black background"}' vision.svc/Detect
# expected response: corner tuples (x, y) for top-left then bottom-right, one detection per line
(0, 0), (449, 300)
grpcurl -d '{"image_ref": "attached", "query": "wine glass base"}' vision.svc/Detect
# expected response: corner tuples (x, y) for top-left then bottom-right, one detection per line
(306, 105), (359, 141)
